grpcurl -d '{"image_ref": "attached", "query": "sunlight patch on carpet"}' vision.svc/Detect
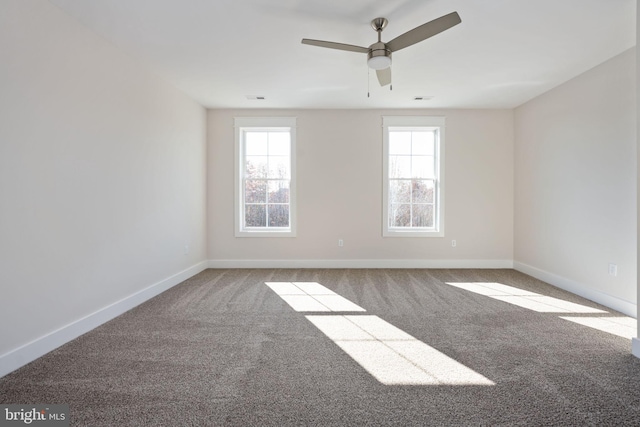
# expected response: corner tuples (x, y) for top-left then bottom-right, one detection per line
(266, 282), (494, 386)
(560, 316), (637, 339)
(266, 281), (366, 312)
(446, 282), (636, 340)
(306, 315), (494, 386)
(446, 282), (606, 313)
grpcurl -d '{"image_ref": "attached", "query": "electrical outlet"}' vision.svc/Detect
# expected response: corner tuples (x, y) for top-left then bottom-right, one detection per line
(451, 240), (457, 247)
(184, 244), (190, 255)
(608, 263), (617, 277)
(338, 239), (344, 247)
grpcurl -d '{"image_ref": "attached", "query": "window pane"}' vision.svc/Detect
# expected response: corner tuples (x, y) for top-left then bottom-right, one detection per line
(412, 180), (434, 203)
(411, 131), (435, 155)
(268, 155), (290, 179)
(390, 204), (411, 227)
(412, 204), (434, 228)
(268, 204), (289, 227)
(245, 204), (266, 227)
(269, 180), (290, 203)
(268, 132), (290, 156)
(245, 180), (267, 203)
(246, 156), (268, 178)
(389, 155), (411, 179)
(389, 132), (412, 155)
(411, 155), (434, 178)
(390, 180), (411, 203)
(245, 132), (268, 155)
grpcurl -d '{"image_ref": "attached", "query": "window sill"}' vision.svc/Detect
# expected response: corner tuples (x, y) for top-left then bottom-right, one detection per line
(383, 229), (444, 238)
(235, 229), (296, 238)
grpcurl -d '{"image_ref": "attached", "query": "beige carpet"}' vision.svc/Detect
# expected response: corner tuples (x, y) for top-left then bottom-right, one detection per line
(1, 268), (639, 426)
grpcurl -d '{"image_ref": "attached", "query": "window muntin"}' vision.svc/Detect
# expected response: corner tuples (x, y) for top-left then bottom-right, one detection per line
(383, 117), (444, 237)
(235, 117), (296, 237)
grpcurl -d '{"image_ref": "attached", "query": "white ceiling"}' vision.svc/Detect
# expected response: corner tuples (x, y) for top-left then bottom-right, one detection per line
(49, 0), (636, 109)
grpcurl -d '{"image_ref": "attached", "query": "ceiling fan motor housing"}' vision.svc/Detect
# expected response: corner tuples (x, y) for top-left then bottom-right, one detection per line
(367, 42), (391, 69)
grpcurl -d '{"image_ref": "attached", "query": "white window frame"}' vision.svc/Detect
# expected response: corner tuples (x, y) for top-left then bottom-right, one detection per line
(234, 117), (297, 237)
(382, 116), (445, 237)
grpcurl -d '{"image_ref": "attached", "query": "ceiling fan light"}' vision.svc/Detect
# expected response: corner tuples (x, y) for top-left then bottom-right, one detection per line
(368, 55), (391, 70)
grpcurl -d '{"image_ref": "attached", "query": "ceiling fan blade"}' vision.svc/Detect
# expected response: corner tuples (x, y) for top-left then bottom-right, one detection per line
(376, 67), (391, 86)
(386, 11), (461, 52)
(301, 39), (369, 54)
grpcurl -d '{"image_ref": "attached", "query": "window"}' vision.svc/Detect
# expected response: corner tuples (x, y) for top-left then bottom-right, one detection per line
(235, 117), (296, 237)
(383, 116), (444, 237)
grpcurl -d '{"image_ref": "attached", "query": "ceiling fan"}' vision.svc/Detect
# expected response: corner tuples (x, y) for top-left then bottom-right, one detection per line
(301, 11), (461, 87)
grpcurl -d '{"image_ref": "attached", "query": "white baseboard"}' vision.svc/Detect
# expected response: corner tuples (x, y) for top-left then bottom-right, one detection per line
(0, 261), (209, 379)
(514, 261), (637, 318)
(207, 259), (514, 269)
